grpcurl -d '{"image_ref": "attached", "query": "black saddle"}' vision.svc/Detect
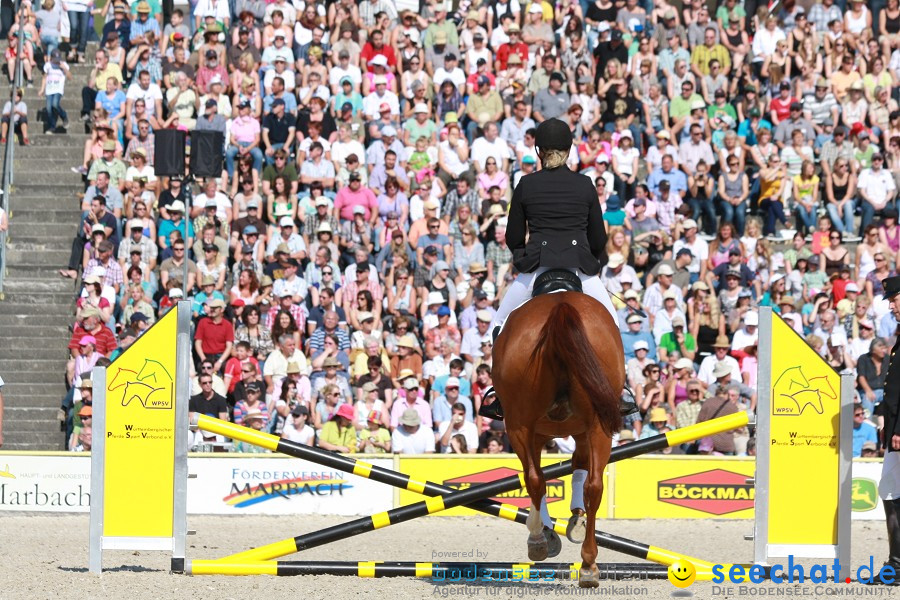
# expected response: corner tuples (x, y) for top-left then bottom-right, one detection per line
(532, 269), (583, 297)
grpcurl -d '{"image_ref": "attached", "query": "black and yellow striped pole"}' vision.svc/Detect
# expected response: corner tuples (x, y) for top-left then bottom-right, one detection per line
(187, 560), (673, 579)
(193, 411), (747, 571)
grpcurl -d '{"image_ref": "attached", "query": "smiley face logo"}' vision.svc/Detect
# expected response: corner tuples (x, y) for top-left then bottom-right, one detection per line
(668, 560), (696, 588)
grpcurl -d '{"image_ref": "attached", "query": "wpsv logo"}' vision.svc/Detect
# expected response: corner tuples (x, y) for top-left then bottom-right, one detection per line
(658, 469), (754, 515)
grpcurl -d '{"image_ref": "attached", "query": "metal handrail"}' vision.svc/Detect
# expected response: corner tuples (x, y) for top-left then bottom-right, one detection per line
(0, 0), (25, 298)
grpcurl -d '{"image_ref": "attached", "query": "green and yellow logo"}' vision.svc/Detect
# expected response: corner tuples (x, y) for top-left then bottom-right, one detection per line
(852, 479), (878, 512)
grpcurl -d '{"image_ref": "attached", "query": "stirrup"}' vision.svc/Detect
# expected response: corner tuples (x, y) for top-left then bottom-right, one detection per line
(479, 387), (503, 420)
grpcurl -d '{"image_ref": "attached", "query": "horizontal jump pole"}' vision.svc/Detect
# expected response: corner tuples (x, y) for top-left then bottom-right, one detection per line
(186, 559), (676, 580)
(195, 412), (748, 570)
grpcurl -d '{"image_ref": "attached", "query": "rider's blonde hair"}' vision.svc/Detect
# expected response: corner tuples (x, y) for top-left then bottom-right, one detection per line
(538, 148), (569, 170)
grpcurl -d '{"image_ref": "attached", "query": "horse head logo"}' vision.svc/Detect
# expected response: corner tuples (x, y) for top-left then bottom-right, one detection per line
(772, 366), (834, 417)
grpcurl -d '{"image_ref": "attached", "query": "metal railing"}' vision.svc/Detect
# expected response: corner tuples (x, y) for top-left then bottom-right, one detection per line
(0, 0), (25, 298)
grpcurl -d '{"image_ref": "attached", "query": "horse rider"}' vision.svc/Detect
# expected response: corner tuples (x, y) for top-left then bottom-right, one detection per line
(479, 118), (623, 421)
(876, 275), (900, 580)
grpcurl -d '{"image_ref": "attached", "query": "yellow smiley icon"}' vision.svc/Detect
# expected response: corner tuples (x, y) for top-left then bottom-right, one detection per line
(668, 560), (696, 588)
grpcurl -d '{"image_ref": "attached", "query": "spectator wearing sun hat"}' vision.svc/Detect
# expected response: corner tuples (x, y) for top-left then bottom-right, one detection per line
(391, 408), (436, 454)
(317, 403), (358, 452)
(390, 373), (433, 431)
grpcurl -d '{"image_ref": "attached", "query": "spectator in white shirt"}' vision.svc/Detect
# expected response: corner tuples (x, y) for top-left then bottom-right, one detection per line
(391, 408), (436, 453)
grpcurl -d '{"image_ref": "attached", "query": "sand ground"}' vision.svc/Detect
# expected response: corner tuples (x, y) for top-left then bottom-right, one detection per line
(0, 515), (896, 600)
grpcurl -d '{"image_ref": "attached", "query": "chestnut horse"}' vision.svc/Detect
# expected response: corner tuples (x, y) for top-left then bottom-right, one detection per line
(493, 292), (624, 587)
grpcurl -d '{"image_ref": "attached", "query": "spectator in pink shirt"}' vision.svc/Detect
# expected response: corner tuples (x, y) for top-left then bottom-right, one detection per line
(226, 99), (263, 177)
(333, 171), (378, 225)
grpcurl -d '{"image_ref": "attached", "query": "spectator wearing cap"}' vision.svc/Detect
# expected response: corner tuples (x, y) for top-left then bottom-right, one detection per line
(622, 313), (657, 360)
(231, 219), (265, 264)
(194, 88), (227, 134)
(357, 406), (392, 452)
(639, 407), (672, 439)
(233, 378), (270, 427)
(672, 220), (708, 279)
(194, 297), (234, 372)
(464, 74), (502, 137)
(643, 261), (685, 315)
(773, 100), (816, 147)
(362, 72), (401, 119)
(626, 340), (655, 388)
(437, 400), (478, 453)
(651, 288), (688, 345)
(272, 256), (308, 302)
(333, 170), (378, 226)
(261, 102), (297, 164)
(460, 309), (493, 363)
(708, 245), (753, 290)
(391, 407), (435, 453)
(87, 140), (128, 192)
(264, 216), (307, 263)
(118, 217), (158, 271)
(282, 404), (315, 445)
(225, 99), (263, 177)
(531, 71), (569, 123)
(658, 315), (697, 363)
(84, 239), (124, 296)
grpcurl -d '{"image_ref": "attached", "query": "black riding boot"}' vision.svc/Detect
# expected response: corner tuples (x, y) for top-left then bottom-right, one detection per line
(885, 498), (900, 576)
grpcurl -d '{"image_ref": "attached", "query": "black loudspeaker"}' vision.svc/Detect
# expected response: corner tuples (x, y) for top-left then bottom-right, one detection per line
(191, 130), (225, 178)
(154, 129), (186, 176)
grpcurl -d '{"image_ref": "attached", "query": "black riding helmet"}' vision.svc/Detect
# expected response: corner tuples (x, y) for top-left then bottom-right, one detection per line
(534, 118), (573, 151)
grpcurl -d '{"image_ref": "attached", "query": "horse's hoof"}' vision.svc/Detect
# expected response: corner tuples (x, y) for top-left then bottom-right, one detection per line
(527, 533), (548, 561)
(579, 566), (600, 588)
(545, 528), (562, 558)
(566, 511), (587, 543)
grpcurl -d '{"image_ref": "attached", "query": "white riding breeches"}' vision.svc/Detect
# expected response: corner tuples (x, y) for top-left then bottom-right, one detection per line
(491, 267), (621, 331)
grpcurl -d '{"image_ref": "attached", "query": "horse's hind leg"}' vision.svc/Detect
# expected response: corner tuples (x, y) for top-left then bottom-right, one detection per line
(566, 446), (589, 543)
(577, 426), (611, 588)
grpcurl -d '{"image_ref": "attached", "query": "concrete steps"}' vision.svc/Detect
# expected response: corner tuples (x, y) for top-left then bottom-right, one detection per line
(0, 68), (90, 450)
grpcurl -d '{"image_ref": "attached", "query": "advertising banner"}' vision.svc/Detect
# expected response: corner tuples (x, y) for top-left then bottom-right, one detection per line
(0, 453), (885, 520)
(612, 457), (755, 519)
(186, 456), (393, 515)
(396, 456), (605, 519)
(0, 454), (91, 512)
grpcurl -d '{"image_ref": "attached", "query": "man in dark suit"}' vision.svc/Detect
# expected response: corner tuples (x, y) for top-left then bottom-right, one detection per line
(877, 275), (900, 576)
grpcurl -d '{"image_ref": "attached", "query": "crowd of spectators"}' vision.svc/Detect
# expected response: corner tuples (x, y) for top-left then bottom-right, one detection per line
(28, 0), (899, 457)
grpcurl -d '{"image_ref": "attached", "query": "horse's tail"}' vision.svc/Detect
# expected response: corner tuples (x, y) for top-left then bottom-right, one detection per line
(529, 300), (622, 436)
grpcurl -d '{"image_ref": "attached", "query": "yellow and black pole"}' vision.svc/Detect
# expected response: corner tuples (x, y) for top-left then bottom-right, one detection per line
(192, 412), (747, 572)
(187, 560), (672, 579)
